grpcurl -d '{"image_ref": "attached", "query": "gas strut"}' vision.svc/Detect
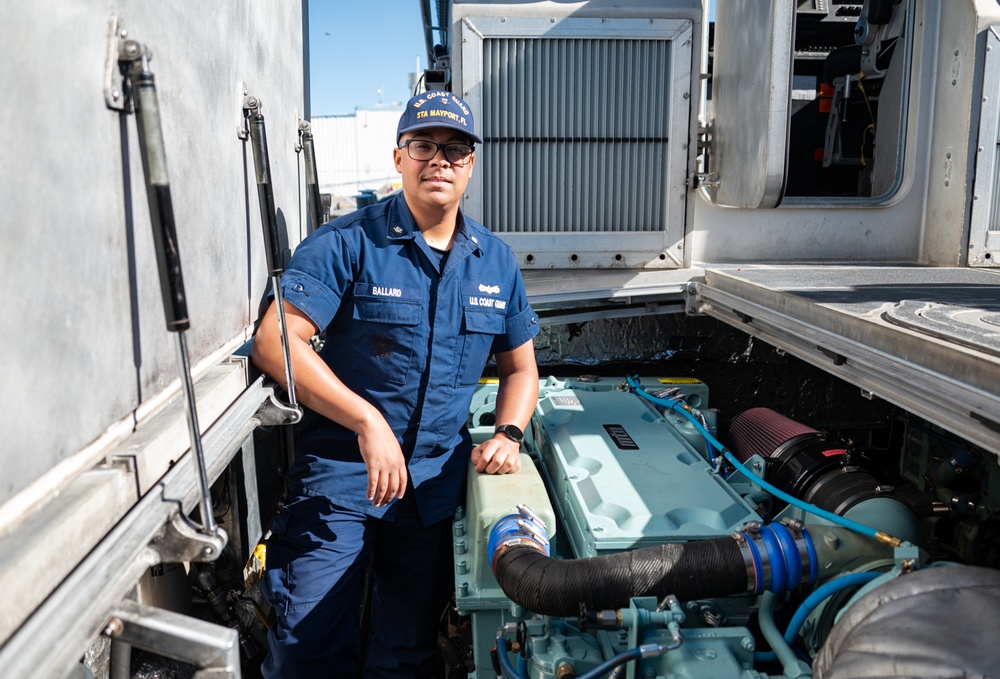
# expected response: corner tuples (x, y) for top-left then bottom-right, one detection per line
(119, 44), (218, 536)
(244, 97), (299, 410)
(298, 120), (325, 234)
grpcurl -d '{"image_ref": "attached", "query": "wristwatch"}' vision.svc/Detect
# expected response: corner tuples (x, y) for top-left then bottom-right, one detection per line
(494, 423), (524, 444)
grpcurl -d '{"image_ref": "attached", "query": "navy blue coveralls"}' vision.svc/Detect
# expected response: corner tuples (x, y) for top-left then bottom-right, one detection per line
(261, 193), (539, 678)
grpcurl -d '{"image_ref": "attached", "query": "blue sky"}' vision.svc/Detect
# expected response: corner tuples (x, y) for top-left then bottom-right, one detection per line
(306, 1), (715, 116)
(308, 1), (428, 116)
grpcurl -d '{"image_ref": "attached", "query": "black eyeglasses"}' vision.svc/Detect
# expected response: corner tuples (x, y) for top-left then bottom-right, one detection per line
(399, 139), (475, 166)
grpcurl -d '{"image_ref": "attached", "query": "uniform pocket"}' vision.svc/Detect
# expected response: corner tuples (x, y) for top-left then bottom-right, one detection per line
(456, 307), (506, 386)
(351, 296), (422, 385)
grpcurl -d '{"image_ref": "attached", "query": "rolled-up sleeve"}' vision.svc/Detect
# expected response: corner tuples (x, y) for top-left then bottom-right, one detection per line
(279, 228), (355, 331)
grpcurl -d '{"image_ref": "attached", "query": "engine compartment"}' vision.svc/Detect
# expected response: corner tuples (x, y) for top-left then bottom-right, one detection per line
(452, 372), (1000, 679)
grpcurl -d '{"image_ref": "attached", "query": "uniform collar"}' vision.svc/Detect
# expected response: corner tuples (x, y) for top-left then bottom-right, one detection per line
(387, 193), (483, 257)
(386, 193), (418, 241)
(451, 212), (483, 257)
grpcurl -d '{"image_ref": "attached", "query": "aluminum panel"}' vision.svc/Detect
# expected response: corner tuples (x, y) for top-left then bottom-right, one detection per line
(0, 1), (306, 505)
(707, 0), (794, 208)
(969, 25), (1000, 267)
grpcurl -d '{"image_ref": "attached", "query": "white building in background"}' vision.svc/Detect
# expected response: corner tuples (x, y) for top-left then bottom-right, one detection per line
(310, 106), (403, 209)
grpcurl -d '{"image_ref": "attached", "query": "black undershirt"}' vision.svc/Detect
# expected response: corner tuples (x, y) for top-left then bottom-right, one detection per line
(429, 246), (449, 270)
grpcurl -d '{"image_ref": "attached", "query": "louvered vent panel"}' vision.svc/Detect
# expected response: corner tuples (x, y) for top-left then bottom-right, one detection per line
(482, 37), (672, 233)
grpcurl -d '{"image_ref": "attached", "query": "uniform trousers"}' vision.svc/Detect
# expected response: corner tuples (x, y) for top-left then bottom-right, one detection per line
(261, 491), (453, 678)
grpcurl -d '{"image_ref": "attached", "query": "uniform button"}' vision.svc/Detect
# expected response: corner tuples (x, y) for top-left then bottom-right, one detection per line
(471, 236), (479, 244)
(531, 316), (538, 324)
(392, 226), (403, 234)
(292, 283), (304, 292)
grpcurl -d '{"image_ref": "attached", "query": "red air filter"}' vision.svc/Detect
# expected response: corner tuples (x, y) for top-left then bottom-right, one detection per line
(728, 408), (897, 518)
(727, 407), (819, 463)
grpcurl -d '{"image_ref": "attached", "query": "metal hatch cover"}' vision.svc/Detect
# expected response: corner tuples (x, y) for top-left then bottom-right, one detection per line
(884, 300), (1000, 358)
(706, 0), (794, 208)
(692, 265), (1000, 460)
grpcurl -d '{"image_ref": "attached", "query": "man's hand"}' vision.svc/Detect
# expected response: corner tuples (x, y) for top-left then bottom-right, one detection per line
(471, 435), (522, 474)
(357, 417), (408, 507)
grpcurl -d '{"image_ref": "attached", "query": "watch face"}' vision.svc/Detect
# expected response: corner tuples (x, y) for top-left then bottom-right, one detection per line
(497, 424), (523, 443)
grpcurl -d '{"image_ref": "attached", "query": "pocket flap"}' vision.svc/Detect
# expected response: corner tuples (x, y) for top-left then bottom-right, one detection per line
(464, 308), (506, 334)
(354, 297), (422, 325)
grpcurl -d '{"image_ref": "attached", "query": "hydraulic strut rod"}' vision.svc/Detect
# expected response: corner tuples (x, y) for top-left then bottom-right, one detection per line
(123, 47), (217, 536)
(245, 97), (299, 410)
(298, 120), (325, 234)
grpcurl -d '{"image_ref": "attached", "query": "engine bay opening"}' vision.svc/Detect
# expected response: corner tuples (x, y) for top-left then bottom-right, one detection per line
(445, 315), (1000, 679)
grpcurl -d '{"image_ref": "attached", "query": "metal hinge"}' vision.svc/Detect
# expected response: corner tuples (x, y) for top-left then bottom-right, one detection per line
(147, 511), (228, 564)
(103, 16), (153, 111)
(689, 172), (721, 189)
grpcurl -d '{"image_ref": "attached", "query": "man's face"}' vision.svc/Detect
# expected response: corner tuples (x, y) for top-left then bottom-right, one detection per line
(394, 128), (475, 213)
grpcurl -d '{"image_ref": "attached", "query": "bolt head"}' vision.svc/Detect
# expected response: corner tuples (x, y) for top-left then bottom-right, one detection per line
(104, 618), (124, 637)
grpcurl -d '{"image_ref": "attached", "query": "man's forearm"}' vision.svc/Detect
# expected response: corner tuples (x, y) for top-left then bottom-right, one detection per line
(251, 302), (382, 434)
(492, 341), (539, 431)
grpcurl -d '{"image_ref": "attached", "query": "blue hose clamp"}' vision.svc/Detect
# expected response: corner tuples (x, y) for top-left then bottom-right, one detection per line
(738, 522), (818, 594)
(488, 505), (551, 571)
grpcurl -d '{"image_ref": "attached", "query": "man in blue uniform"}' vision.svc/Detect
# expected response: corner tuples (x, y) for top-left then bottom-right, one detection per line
(251, 90), (540, 678)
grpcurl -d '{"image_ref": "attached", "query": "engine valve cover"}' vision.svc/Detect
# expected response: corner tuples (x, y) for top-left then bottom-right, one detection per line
(534, 377), (761, 557)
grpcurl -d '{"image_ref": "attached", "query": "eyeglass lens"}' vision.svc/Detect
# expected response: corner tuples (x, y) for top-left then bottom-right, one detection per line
(403, 140), (473, 165)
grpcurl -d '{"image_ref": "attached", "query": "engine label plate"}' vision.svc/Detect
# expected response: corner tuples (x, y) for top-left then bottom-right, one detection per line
(603, 424), (640, 450)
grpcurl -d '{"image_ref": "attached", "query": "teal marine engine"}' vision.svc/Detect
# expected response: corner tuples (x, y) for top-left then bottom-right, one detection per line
(449, 375), (1000, 679)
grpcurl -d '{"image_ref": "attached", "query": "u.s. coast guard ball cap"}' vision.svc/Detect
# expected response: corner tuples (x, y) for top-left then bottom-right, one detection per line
(396, 91), (483, 144)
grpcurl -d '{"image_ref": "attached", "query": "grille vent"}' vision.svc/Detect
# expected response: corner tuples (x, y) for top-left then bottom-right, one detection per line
(481, 37), (673, 234)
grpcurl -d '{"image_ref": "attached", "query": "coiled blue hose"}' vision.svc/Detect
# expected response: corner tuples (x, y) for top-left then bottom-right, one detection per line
(725, 452), (882, 540)
(754, 570), (884, 663)
(783, 570), (883, 645)
(496, 636), (647, 679)
(624, 376), (887, 542)
(495, 637), (526, 679)
(496, 635), (679, 679)
(627, 376), (725, 470)
(573, 647), (643, 679)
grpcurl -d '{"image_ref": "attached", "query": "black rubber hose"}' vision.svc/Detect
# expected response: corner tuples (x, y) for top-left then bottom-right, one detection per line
(493, 539), (748, 617)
